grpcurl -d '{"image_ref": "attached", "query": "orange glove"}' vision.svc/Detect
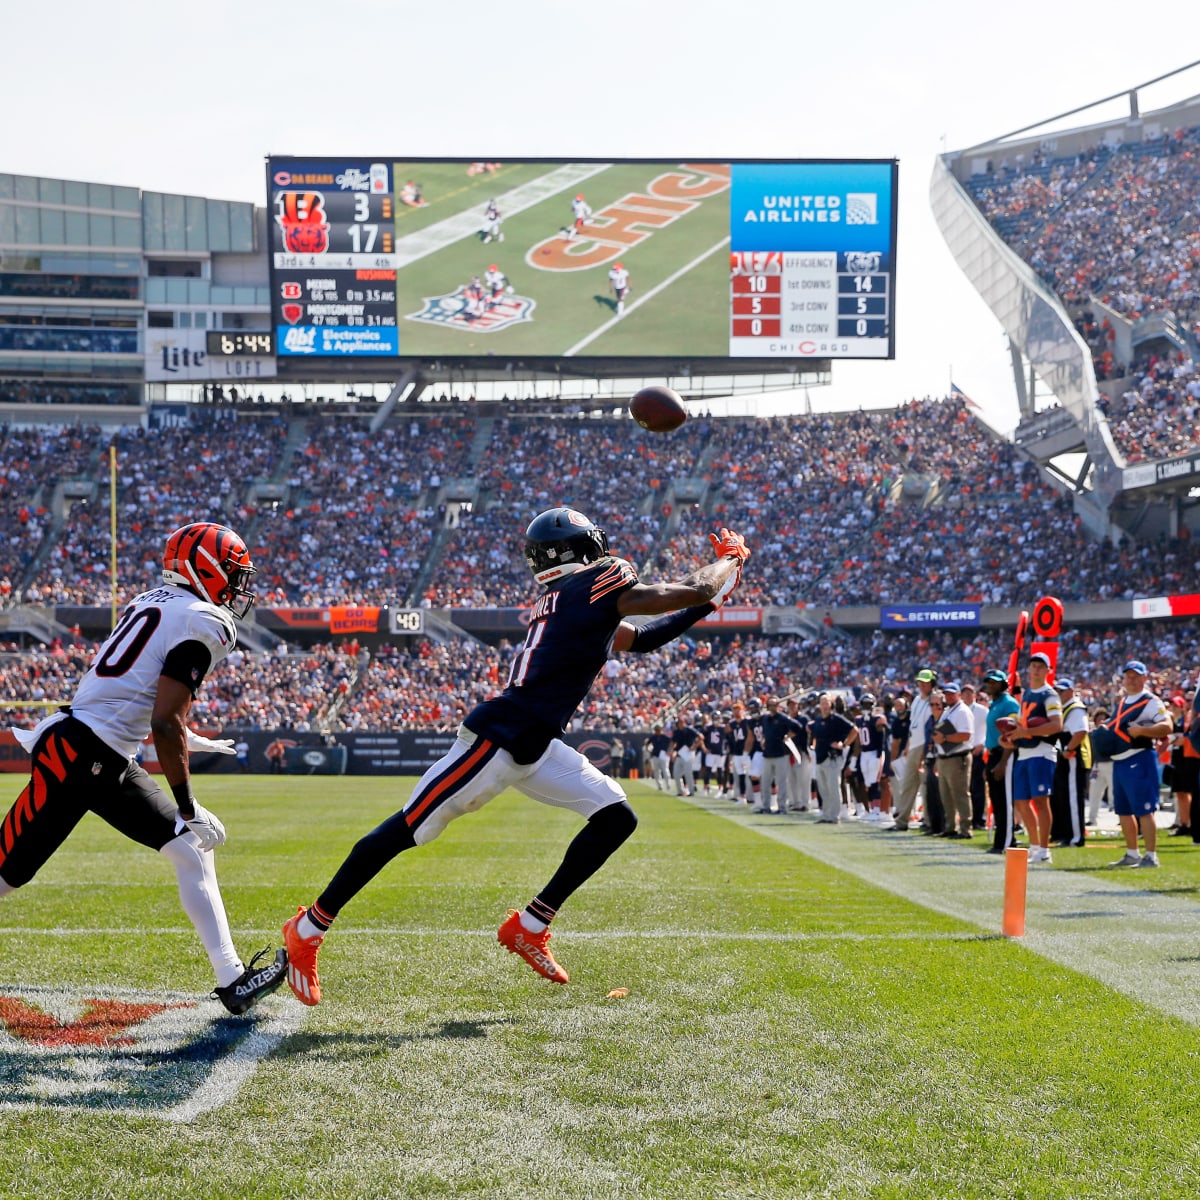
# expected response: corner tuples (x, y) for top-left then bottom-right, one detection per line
(708, 527), (750, 563)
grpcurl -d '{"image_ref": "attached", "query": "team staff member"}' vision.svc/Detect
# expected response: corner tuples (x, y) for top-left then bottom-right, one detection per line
(670, 712), (703, 798)
(756, 696), (805, 815)
(962, 682), (989, 829)
(811, 694), (856, 824)
(1097, 660), (1173, 868)
(1051, 676), (1091, 847)
(1000, 652), (1062, 864)
(282, 510), (750, 1002)
(892, 669), (935, 830)
(981, 670), (1020, 854)
(933, 680), (974, 838)
(647, 724), (672, 791)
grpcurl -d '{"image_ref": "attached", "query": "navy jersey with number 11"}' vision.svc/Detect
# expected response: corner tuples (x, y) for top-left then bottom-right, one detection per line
(464, 558), (638, 762)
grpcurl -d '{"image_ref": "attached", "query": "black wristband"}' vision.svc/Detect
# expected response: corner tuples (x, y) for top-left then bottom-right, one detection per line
(171, 781), (196, 815)
(628, 603), (715, 653)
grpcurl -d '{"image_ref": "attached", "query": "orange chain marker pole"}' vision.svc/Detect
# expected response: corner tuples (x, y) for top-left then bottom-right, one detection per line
(1002, 847), (1029, 937)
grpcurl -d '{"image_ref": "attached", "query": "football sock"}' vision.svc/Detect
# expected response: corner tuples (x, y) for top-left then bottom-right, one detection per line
(537, 801), (638, 912)
(160, 833), (243, 985)
(520, 898), (556, 934)
(316, 810), (417, 920)
(299, 902), (336, 938)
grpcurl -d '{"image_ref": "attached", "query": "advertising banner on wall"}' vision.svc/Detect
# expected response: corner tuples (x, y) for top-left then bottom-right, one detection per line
(0, 729), (632, 777)
(145, 328), (276, 382)
(880, 604), (982, 629)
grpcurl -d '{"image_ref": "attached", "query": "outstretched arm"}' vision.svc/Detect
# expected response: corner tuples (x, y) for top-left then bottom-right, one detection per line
(614, 529), (750, 653)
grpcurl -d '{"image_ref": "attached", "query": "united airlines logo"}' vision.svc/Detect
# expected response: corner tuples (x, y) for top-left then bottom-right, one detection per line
(845, 193), (879, 225)
(405, 288), (535, 333)
(0, 983), (302, 1118)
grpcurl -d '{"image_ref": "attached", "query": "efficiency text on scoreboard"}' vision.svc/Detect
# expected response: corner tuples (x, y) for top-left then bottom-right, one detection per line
(267, 158), (897, 361)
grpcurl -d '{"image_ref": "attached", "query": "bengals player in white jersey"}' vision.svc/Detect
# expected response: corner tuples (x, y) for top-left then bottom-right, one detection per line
(565, 193), (593, 240)
(0, 522), (287, 1014)
(608, 262), (631, 315)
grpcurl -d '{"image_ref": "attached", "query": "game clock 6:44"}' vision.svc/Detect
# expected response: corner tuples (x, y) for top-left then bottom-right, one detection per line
(206, 331), (275, 357)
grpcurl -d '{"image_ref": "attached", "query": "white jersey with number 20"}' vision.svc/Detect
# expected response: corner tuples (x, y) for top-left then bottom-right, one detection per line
(70, 585), (237, 759)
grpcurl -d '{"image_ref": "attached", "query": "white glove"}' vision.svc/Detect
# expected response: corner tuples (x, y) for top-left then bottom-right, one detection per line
(186, 728), (237, 755)
(180, 802), (227, 852)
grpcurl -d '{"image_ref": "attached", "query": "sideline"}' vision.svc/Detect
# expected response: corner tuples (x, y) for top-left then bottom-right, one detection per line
(670, 788), (1200, 1026)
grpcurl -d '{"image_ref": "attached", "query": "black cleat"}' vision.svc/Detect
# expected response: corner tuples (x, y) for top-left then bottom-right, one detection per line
(213, 947), (288, 1015)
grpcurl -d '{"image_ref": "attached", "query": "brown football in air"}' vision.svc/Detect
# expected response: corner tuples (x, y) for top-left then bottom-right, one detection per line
(630, 385), (687, 433)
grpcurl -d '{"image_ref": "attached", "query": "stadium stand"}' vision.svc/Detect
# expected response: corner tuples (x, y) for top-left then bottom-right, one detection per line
(8, 396), (1200, 614)
(963, 121), (1200, 460)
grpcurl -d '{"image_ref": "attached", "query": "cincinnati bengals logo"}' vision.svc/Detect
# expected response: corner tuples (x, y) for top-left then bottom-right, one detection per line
(275, 191), (330, 254)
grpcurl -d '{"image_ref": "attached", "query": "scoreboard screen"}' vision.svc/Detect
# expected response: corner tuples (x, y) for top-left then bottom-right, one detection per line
(267, 158), (897, 361)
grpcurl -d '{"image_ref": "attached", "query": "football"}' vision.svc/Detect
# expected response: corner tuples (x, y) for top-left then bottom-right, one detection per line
(995, 716), (1018, 732)
(630, 385), (687, 433)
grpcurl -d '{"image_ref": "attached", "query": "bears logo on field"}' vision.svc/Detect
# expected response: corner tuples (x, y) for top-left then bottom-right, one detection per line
(0, 983), (303, 1118)
(406, 288), (535, 333)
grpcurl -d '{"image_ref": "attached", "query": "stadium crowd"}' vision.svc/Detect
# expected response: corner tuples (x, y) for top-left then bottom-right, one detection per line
(8, 397), (1200, 614)
(29, 417), (287, 606)
(968, 125), (1200, 327)
(418, 415), (713, 607)
(966, 123), (1200, 461)
(1098, 348), (1200, 462)
(254, 414), (476, 605)
(3, 620), (1195, 735)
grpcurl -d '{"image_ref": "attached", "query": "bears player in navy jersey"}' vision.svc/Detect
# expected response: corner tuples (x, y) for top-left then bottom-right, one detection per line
(282, 508), (750, 1001)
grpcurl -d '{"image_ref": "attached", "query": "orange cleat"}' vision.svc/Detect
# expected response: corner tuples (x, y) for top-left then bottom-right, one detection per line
(282, 906), (324, 1006)
(497, 910), (569, 983)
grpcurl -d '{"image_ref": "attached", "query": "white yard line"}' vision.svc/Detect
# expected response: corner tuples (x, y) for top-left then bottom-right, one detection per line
(159, 1004), (307, 1124)
(562, 236), (730, 357)
(679, 793), (1200, 1026)
(0, 927), (987, 942)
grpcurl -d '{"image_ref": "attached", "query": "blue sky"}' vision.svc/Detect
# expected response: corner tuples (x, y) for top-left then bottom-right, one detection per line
(6, 2), (1199, 432)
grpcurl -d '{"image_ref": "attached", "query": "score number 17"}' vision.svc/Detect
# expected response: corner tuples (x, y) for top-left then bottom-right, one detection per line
(349, 193), (379, 253)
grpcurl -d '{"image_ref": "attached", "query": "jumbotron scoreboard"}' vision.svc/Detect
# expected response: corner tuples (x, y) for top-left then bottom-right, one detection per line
(267, 157), (897, 362)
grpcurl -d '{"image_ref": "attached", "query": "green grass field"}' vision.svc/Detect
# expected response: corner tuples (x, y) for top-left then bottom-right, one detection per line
(2, 776), (1200, 1199)
(387, 161), (732, 357)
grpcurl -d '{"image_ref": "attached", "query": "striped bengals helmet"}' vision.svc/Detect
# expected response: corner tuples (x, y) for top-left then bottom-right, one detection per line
(163, 523), (256, 618)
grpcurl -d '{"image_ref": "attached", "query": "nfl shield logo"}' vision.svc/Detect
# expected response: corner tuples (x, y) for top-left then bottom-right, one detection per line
(406, 288), (535, 334)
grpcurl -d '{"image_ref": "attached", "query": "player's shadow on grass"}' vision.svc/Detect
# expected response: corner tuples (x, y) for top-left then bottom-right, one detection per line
(276, 1017), (516, 1059)
(593, 294), (618, 314)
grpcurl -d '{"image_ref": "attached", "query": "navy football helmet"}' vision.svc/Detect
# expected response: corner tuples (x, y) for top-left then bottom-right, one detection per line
(524, 508), (609, 585)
